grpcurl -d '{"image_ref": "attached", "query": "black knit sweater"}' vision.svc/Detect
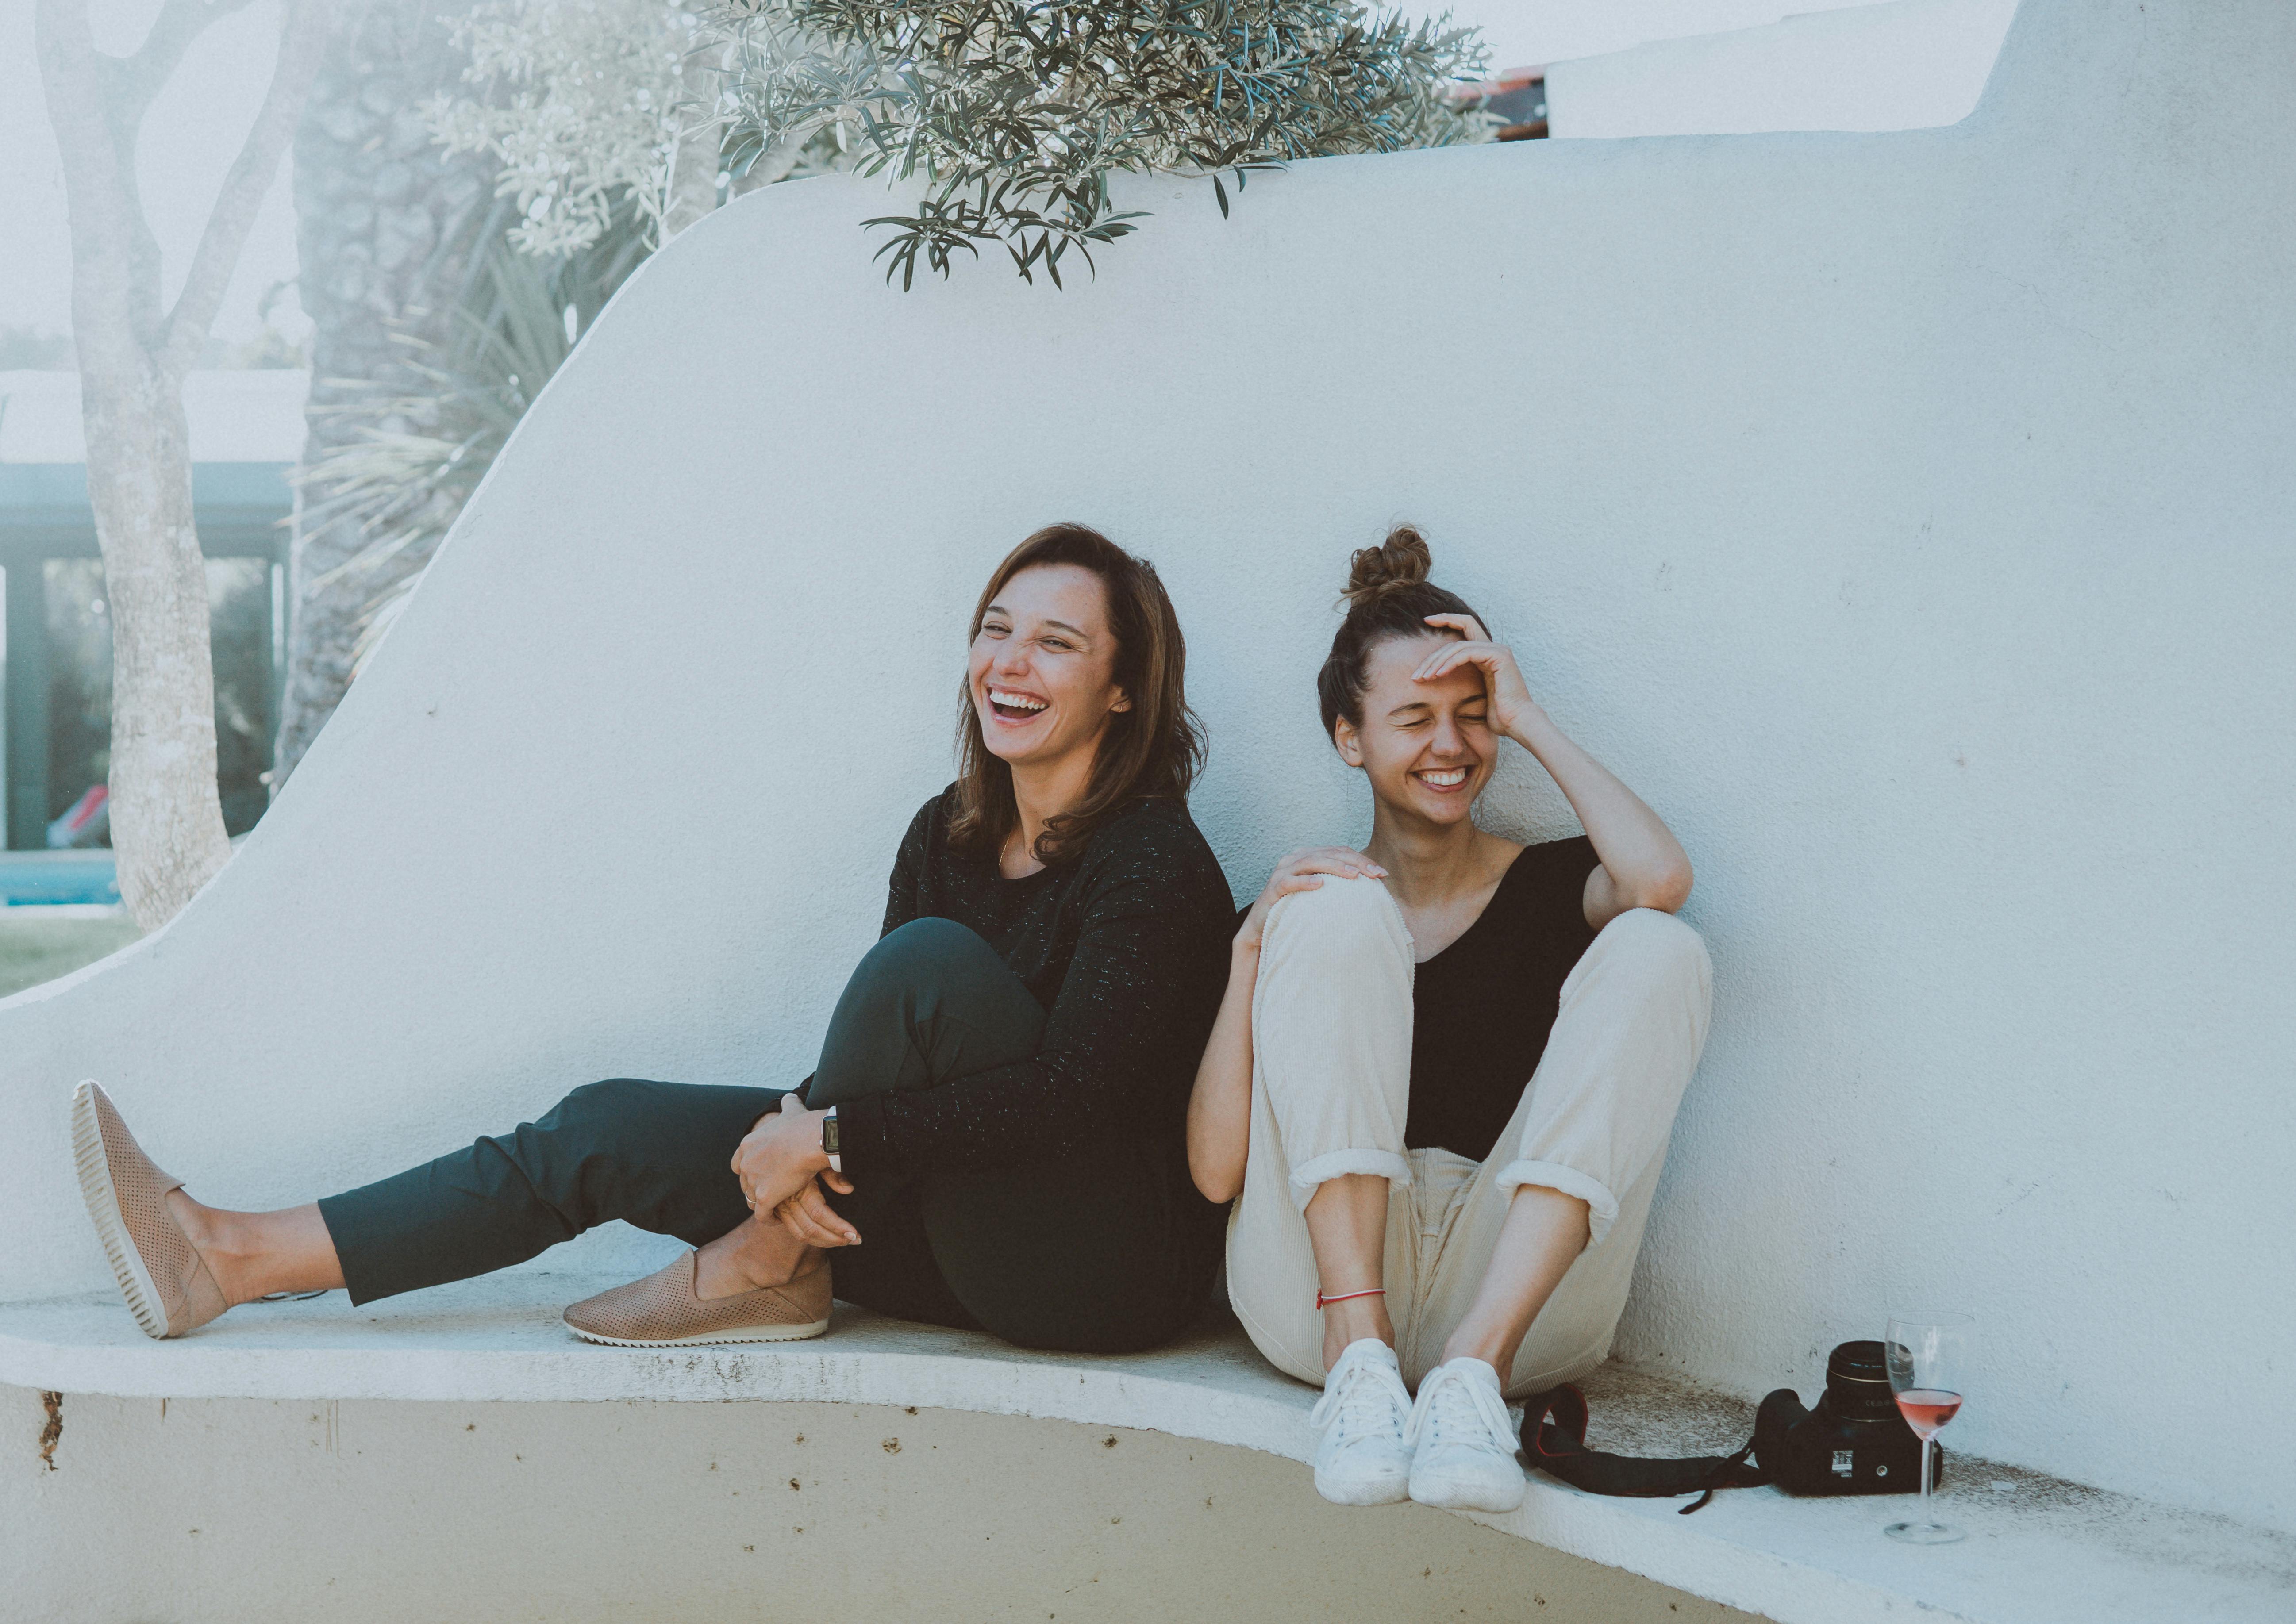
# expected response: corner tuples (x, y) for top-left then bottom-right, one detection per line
(827, 787), (1235, 1187)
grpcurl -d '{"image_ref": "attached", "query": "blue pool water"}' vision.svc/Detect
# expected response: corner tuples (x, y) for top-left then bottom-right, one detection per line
(0, 854), (121, 907)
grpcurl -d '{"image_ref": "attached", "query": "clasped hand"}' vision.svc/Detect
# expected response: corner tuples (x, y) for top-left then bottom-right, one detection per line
(730, 1095), (860, 1248)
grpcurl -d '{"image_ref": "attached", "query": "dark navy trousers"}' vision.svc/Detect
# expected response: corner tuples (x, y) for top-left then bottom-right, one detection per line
(318, 919), (1222, 1353)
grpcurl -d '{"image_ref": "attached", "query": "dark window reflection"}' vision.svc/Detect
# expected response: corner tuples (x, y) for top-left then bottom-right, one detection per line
(43, 557), (274, 840)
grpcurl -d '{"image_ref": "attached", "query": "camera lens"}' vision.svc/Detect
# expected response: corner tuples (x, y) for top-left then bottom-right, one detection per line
(1824, 1340), (1902, 1423)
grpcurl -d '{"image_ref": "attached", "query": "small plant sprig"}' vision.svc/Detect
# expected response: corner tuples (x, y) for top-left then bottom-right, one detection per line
(708, 0), (1491, 286)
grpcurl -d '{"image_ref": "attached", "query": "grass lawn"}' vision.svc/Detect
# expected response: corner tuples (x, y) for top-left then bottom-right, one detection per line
(0, 911), (143, 998)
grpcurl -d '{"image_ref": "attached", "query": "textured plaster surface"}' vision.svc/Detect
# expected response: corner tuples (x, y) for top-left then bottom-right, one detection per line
(4, 1281), (2292, 1624)
(1547, 0), (2020, 138)
(0, 1380), (1760, 1624)
(1, 0), (2289, 1561)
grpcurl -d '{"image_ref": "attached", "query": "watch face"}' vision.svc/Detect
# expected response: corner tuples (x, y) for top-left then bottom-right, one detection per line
(823, 1117), (841, 1154)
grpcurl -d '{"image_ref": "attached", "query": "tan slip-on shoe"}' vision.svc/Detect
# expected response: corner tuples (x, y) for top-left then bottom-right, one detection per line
(70, 1080), (228, 1340)
(562, 1252), (831, 1348)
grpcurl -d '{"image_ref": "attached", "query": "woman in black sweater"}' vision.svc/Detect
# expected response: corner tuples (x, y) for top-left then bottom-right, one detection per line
(74, 524), (1235, 1355)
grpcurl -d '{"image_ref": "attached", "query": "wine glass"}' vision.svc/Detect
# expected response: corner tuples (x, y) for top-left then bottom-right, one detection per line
(1883, 1311), (1972, 1544)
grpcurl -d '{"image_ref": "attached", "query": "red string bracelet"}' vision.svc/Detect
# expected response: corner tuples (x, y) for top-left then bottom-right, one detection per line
(1315, 1287), (1386, 1309)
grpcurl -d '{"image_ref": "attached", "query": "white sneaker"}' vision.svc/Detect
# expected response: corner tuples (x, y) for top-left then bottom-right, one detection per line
(1308, 1339), (1414, 1505)
(1404, 1356), (1527, 1513)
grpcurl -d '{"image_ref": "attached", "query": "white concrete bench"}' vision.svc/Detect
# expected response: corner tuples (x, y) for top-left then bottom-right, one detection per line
(5, 1282), (2289, 1624)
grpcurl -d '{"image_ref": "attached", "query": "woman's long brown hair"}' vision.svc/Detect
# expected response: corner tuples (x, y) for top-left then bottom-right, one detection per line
(949, 523), (1205, 867)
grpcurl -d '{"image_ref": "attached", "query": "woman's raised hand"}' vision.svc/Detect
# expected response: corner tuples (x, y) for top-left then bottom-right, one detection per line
(1415, 613), (1541, 739)
(1235, 846), (1388, 953)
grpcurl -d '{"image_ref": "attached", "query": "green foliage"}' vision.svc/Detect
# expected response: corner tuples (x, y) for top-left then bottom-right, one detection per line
(429, 0), (858, 257)
(292, 209), (651, 673)
(430, 0), (699, 256)
(709, 0), (1491, 285)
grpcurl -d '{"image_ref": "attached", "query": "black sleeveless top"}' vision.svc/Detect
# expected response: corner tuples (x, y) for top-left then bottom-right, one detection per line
(1403, 837), (1599, 1161)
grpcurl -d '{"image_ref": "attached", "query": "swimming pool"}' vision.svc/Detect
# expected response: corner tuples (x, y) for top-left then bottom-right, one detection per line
(0, 853), (122, 908)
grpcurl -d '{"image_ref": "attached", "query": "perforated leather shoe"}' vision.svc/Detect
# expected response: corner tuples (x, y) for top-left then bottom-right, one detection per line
(71, 1080), (228, 1340)
(563, 1252), (831, 1347)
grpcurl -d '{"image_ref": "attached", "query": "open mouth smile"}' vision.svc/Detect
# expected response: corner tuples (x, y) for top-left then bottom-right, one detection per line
(987, 687), (1050, 723)
(1415, 767), (1471, 791)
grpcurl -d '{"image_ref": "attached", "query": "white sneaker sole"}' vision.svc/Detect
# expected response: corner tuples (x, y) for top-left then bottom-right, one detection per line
(1313, 1467), (1411, 1507)
(562, 1317), (830, 1348)
(1408, 1472), (1528, 1514)
(71, 1080), (169, 1340)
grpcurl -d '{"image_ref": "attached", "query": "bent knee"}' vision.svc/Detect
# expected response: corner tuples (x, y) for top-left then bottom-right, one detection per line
(877, 915), (994, 957)
(1597, 906), (1711, 983)
(861, 916), (1000, 980)
(548, 1077), (661, 1133)
(1262, 873), (1408, 968)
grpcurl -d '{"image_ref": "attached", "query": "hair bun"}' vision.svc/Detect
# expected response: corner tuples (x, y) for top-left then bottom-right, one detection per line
(1341, 525), (1434, 608)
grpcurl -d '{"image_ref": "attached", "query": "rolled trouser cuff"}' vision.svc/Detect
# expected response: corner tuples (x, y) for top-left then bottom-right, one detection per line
(1491, 1159), (1621, 1247)
(1287, 1148), (1412, 1212)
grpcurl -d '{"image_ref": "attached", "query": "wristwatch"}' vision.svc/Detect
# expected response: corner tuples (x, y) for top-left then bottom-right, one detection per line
(820, 1106), (842, 1175)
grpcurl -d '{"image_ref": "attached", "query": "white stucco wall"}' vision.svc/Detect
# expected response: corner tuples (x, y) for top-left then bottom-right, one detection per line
(1465, 0), (1895, 73)
(3, 0), (2289, 1539)
(1546, 0), (2021, 138)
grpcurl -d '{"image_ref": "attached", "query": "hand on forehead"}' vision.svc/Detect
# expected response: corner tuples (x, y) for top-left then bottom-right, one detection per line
(1365, 630), (1485, 708)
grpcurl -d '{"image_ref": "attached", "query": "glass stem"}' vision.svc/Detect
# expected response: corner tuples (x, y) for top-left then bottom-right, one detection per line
(1919, 1436), (1934, 1520)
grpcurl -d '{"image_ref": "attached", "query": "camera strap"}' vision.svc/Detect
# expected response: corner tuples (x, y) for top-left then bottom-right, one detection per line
(1521, 1385), (1768, 1514)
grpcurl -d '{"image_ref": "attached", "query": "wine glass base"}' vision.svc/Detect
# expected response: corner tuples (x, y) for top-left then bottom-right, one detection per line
(1884, 1519), (1965, 1545)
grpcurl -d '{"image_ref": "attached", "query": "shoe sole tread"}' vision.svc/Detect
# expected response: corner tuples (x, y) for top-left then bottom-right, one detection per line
(562, 1317), (831, 1348)
(71, 1081), (169, 1340)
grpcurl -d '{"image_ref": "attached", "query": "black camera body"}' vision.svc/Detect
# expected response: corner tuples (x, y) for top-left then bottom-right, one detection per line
(1755, 1340), (1942, 1496)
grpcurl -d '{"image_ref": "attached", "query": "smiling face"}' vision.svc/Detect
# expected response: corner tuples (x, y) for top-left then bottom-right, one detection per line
(967, 561), (1131, 776)
(1332, 631), (1495, 828)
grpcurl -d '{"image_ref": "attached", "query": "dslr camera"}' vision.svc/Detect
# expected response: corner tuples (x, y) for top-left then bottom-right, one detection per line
(1756, 1339), (1942, 1495)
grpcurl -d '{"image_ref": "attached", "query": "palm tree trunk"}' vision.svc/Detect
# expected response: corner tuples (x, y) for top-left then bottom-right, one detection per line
(272, 0), (495, 793)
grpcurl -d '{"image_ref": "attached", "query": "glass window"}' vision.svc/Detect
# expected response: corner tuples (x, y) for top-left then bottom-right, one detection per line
(42, 557), (275, 840)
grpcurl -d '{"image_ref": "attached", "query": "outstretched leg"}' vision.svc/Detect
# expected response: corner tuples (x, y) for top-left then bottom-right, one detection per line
(165, 1196), (343, 1305)
(73, 1070), (785, 1340)
(315, 1076), (777, 1304)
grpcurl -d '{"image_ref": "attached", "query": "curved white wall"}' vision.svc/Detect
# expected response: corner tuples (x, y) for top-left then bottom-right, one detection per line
(1546, 0), (2022, 138)
(4, 0), (2289, 1536)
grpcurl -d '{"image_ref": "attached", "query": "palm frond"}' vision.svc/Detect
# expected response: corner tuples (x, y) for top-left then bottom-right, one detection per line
(292, 205), (653, 677)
